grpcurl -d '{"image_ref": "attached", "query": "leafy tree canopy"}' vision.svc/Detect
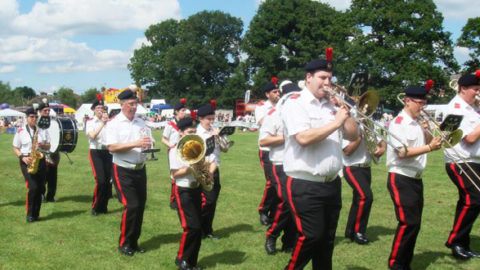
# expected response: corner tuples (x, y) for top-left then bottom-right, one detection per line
(457, 17), (480, 72)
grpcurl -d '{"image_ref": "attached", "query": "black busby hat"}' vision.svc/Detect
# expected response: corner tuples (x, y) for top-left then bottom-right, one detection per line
(174, 98), (187, 111)
(38, 98), (50, 110)
(405, 80), (434, 100)
(118, 89), (137, 101)
(281, 82), (302, 95)
(197, 100), (216, 117)
(264, 77), (279, 93)
(91, 93), (105, 110)
(25, 107), (36, 116)
(177, 117), (196, 131)
(458, 70), (480, 87)
(305, 47), (334, 73)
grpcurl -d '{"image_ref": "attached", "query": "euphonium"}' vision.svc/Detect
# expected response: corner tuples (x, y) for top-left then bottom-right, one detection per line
(177, 134), (213, 191)
(27, 128), (44, 174)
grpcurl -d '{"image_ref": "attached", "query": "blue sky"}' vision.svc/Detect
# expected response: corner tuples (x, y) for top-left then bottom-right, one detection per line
(0, 0), (477, 97)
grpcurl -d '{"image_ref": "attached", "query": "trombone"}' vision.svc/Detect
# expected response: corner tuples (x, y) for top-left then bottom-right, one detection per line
(396, 93), (480, 192)
(324, 83), (408, 155)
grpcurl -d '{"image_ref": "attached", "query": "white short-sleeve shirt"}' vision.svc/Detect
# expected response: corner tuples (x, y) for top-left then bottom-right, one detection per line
(13, 125), (50, 155)
(386, 109), (427, 172)
(281, 88), (343, 180)
(260, 107), (284, 165)
(85, 117), (108, 149)
(163, 120), (181, 146)
(443, 95), (480, 163)
(196, 124), (220, 166)
(169, 145), (198, 188)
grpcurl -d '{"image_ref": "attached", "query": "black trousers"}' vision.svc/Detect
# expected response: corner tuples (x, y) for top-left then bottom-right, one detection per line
(175, 185), (202, 267)
(19, 157), (46, 218)
(284, 177), (342, 270)
(387, 173), (423, 270)
(343, 166), (373, 236)
(258, 150), (279, 217)
(89, 149), (112, 212)
(445, 162), (480, 248)
(201, 168), (221, 235)
(266, 165), (296, 248)
(44, 155), (59, 201)
(112, 164), (147, 249)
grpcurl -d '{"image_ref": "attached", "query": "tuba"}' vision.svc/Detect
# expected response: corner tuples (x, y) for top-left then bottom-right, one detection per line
(27, 128), (44, 174)
(177, 135), (214, 191)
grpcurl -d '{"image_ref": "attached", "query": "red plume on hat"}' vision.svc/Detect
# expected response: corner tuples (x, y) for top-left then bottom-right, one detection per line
(180, 98), (186, 104)
(326, 47), (333, 63)
(210, 99), (216, 110)
(476, 70), (480, 79)
(97, 93), (102, 101)
(425, 79), (434, 93)
(191, 110), (197, 120)
(271, 77), (278, 85)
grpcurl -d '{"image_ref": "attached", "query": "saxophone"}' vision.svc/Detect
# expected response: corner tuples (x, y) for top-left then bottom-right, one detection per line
(177, 135), (214, 191)
(27, 128), (44, 174)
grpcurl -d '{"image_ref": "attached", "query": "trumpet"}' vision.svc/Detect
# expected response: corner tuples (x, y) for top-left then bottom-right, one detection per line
(215, 135), (234, 153)
(325, 83), (408, 155)
(396, 93), (480, 192)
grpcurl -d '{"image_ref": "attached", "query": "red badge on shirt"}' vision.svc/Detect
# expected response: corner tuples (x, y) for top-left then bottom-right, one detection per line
(454, 103), (460, 109)
(17, 128), (23, 133)
(267, 108), (276, 115)
(395, 116), (403, 124)
(290, 94), (301, 99)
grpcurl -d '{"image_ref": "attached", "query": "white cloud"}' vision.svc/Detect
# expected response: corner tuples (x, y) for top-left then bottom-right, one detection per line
(2, 0), (181, 37)
(454, 46), (471, 65)
(0, 65), (16, 73)
(131, 37), (151, 51)
(435, 0), (479, 19)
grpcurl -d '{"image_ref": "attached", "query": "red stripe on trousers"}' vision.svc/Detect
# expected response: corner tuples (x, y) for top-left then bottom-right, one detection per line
(25, 180), (29, 215)
(286, 177), (305, 270)
(345, 166), (366, 232)
(389, 173), (407, 267)
(447, 163), (471, 244)
(174, 185), (188, 259)
(88, 149), (99, 209)
(266, 165), (284, 238)
(258, 150), (271, 212)
(113, 164), (128, 247)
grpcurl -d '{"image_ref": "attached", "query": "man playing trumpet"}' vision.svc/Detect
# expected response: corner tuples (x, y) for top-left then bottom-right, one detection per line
(443, 71), (480, 259)
(386, 83), (442, 270)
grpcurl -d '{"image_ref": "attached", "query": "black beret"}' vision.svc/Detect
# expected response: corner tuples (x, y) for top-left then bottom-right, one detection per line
(25, 107), (36, 116)
(91, 99), (105, 110)
(304, 59), (332, 73)
(197, 104), (215, 117)
(118, 90), (137, 101)
(174, 98), (186, 111)
(405, 86), (428, 100)
(281, 82), (302, 95)
(458, 74), (480, 87)
(263, 82), (278, 93)
(38, 102), (49, 110)
(177, 117), (196, 130)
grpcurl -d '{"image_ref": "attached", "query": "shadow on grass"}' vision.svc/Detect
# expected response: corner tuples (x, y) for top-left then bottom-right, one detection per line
(214, 223), (255, 238)
(345, 266), (370, 270)
(198, 250), (247, 267)
(141, 233), (182, 251)
(367, 225), (396, 242)
(413, 250), (456, 269)
(56, 195), (92, 203)
(41, 209), (85, 221)
(0, 200), (25, 207)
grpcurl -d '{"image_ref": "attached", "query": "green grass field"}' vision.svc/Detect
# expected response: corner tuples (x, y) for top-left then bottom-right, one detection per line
(1, 130), (480, 270)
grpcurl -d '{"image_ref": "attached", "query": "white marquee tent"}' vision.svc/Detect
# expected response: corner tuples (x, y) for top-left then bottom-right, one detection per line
(0, 108), (26, 118)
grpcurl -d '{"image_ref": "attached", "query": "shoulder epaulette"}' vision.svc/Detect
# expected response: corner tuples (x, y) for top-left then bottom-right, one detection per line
(290, 94), (301, 99)
(454, 103), (461, 109)
(267, 108), (276, 115)
(395, 116), (403, 124)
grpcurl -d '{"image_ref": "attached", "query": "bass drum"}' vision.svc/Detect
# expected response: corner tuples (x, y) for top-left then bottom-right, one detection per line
(48, 117), (78, 153)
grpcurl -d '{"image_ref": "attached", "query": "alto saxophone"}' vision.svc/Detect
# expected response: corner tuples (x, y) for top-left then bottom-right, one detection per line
(27, 128), (44, 174)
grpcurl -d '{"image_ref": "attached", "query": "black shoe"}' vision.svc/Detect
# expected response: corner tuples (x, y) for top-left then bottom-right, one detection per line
(451, 245), (472, 260)
(467, 249), (480, 258)
(91, 210), (98, 216)
(118, 246), (135, 256)
(26, 216), (35, 223)
(260, 213), (270, 226)
(46, 198), (55, 203)
(353, 232), (369, 245)
(203, 233), (220, 240)
(265, 237), (276, 254)
(281, 246), (294, 253)
(135, 246), (146, 253)
(176, 258), (193, 270)
(170, 202), (178, 210)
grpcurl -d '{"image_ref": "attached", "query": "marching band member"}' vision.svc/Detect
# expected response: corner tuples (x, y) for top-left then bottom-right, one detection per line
(162, 98), (188, 210)
(281, 53), (359, 270)
(261, 81), (299, 255)
(38, 101), (60, 203)
(443, 71), (480, 259)
(86, 95), (112, 215)
(106, 90), (153, 256)
(343, 123), (386, 245)
(196, 100), (222, 239)
(386, 84), (442, 270)
(170, 117), (216, 270)
(256, 78), (282, 226)
(13, 107), (50, 222)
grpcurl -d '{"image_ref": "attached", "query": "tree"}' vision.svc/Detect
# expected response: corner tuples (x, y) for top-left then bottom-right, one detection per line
(81, 88), (100, 103)
(13, 86), (36, 100)
(243, 0), (352, 99)
(55, 87), (79, 108)
(457, 17), (480, 72)
(348, 0), (459, 108)
(129, 11), (244, 108)
(0, 81), (23, 105)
